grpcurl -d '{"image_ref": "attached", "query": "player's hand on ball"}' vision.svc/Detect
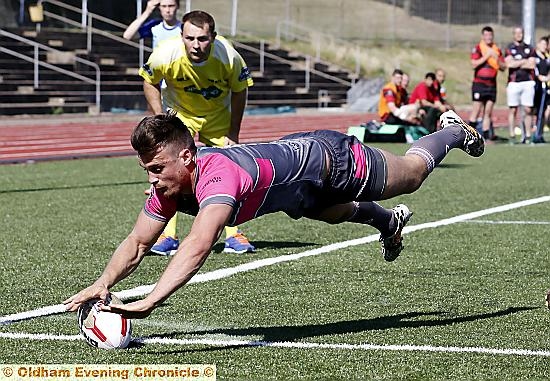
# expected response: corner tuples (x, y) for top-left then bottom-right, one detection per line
(101, 298), (155, 319)
(63, 282), (110, 312)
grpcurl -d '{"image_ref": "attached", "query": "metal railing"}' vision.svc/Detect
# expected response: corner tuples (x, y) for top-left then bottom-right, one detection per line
(232, 40), (353, 91)
(37, 0), (153, 66)
(39, 0), (354, 87)
(23, 0), (354, 109)
(275, 20), (361, 81)
(0, 28), (101, 110)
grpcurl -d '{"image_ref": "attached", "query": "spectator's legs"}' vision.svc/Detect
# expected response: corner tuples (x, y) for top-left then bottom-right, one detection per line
(508, 106), (518, 140)
(469, 100), (483, 127)
(483, 100), (495, 139)
(523, 106), (533, 141)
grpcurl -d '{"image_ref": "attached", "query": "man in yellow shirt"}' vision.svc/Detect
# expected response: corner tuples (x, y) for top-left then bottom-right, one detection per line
(139, 10), (255, 254)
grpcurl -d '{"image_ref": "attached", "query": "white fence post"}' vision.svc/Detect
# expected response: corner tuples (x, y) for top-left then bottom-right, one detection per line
(259, 39), (265, 74)
(81, 0), (87, 28)
(87, 13), (92, 52)
(305, 55), (310, 91)
(231, 0), (238, 36)
(34, 45), (39, 88)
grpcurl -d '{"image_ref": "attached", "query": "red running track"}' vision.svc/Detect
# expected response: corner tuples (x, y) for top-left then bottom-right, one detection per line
(0, 109), (508, 164)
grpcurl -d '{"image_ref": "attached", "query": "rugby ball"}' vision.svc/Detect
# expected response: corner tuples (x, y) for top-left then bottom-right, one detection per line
(77, 294), (132, 349)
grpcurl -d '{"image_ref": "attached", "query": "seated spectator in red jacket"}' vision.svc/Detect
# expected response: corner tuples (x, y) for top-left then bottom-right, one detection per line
(409, 72), (448, 132)
(378, 69), (421, 125)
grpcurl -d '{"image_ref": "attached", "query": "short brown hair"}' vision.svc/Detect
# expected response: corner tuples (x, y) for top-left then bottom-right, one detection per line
(131, 111), (196, 156)
(182, 10), (216, 34)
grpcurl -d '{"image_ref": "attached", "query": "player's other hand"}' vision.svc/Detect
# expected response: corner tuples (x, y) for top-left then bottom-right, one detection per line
(224, 136), (239, 146)
(146, 0), (161, 12)
(101, 299), (155, 319)
(63, 282), (110, 312)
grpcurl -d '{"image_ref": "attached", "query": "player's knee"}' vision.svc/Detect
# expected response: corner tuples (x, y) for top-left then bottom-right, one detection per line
(402, 164), (427, 194)
(311, 204), (354, 224)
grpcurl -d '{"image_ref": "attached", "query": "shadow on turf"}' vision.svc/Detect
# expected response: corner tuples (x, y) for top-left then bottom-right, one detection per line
(0, 180), (145, 194)
(139, 306), (536, 353)
(437, 163), (469, 169)
(211, 241), (317, 253)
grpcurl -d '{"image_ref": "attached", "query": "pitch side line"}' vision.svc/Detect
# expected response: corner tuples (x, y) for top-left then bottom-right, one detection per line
(1, 195), (549, 326)
(1, 332), (550, 358)
(466, 220), (550, 225)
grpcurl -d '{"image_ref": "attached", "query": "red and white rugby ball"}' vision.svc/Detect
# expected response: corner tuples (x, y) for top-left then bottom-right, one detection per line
(77, 294), (132, 349)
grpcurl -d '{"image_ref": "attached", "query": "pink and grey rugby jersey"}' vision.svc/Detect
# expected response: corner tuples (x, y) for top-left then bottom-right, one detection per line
(144, 137), (329, 226)
(144, 130), (387, 225)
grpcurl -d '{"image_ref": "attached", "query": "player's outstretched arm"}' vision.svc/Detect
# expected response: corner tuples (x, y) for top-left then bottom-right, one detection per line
(63, 209), (165, 311)
(123, 0), (160, 40)
(105, 204), (232, 319)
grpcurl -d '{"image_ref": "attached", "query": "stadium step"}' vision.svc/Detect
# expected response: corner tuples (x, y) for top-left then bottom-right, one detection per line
(1, 26), (352, 115)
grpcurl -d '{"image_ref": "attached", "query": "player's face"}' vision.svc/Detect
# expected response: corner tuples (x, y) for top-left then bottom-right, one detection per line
(436, 71), (445, 83)
(392, 73), (403, 87)
(482, 30), (494, 45)
(402, 74), (409, 88)
(513, 28), (524, 43)
(425, 77), (433, 87)
(139, 144), (192, 198)
(537, 39), (548, 53)
(159, 0), (178, 22)
(182, 22), (216, 63)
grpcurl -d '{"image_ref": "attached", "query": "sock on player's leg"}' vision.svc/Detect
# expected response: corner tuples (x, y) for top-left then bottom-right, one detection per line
(347, 201), (396, 237)
(405, 126), (464, 173)
(225, 225), (239, 239)
(163, 214), (178, 239)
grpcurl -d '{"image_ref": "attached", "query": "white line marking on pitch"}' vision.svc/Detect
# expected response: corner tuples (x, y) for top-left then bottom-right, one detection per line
(466, 220), (550, 225)
(1, 195), (549, 326)
(1, 332), (550, 358)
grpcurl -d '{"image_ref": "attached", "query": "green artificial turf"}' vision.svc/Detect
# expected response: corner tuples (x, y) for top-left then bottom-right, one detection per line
(0, 142), (549, 380)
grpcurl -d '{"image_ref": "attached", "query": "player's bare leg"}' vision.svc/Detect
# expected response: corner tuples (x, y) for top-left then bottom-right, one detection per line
(380, 110), (484, 200)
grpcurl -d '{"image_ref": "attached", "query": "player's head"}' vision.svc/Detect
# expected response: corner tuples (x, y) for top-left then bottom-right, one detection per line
(481, 26), (494, 45)
(132, 111), (197, 197)
(132, 111), (196, 156)
(181, 10), (217, 63)
(402, 72), (409, 88)
(391, 69), (403, 86)
(158, 0), (179, 23)
(537, 36), (548, 53)
(512, 26), (524, 43)
(435, 68), (445, 84)
(424, 72), (436, 87)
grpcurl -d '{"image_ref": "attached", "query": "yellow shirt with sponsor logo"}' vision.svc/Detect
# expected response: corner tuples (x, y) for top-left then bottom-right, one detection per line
(139, 35), (253, 118)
